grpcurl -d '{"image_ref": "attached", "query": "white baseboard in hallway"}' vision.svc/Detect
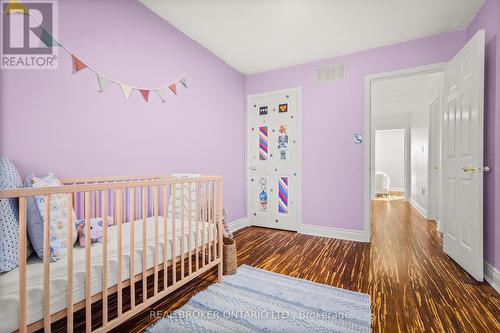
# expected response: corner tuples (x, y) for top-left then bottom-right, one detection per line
(227, 217), (249, 233)
(484, 261), (500, 294)
(299, 224), (369, 242)
(409, 198), (428, 219)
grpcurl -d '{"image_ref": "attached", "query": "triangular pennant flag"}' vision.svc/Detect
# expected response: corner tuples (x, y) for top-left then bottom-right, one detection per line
(140, 89), (150, 102)
(156, 88), (168, 102)
(120, 84), (133, 99)
(97, 74), (111, 92)
(72, 55), (87, 74)
(41, 29), (61, 47)
(169, 83), (177, 95)
(179, 76), (187, 88)
(5, 0), (29, 15)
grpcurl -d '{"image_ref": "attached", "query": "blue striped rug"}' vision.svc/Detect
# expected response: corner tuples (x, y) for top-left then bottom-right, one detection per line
(147, 265), (371, 332)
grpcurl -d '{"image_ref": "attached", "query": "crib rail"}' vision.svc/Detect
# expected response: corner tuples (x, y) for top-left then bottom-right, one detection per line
(0, 175), (224, 333)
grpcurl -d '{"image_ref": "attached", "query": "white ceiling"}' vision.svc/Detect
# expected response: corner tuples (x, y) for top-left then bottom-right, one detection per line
(139, 0), (484, 75)
(372, 72), (443, 116)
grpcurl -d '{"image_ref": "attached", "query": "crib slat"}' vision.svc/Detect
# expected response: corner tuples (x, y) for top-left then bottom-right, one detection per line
(172, 185), (177, 284)
(201, 182), (206, 267)
(43, 195), (51, 333)
(162, 186), (169, 290)
(180, 184), (185, 279)
(153, 186), (159, 295)
(188, 182), (193, 275)
(85, 192), (91, 333)
(117, 190), (123, 316)
(129, 188), (135, 310)
(212, 181), (217, 261)
(195, 182), (200, 271)
(18, 197), (27, 333)
(218, 179), (224, 282)
(142, 187), (148, 303)
(102, 191), (109, 325)
(207, 182), (212, 263)
(66, 194), (74, 332)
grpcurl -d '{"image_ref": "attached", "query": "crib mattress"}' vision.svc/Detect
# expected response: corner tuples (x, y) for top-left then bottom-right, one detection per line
(0, 217), (217, 333)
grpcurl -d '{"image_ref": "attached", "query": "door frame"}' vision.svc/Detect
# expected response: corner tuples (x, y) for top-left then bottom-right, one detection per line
(246, 87), (303, 231)
(428, 93), (444, 231)
(364, 63), (446, 241)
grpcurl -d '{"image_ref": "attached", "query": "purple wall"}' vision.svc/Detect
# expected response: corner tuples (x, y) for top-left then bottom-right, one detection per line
(246, 31), (466, 231)
(0, 0), (246, 221)
(467, 0), (500, 270)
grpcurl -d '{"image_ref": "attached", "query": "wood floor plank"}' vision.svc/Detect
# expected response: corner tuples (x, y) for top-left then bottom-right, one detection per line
(47, 196), (499, 332)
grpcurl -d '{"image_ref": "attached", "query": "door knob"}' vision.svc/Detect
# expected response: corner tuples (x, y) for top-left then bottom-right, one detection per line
(462, 166), (476, 173)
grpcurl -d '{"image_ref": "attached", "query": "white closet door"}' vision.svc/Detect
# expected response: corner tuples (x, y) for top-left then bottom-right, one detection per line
(247, 88), (301, 231)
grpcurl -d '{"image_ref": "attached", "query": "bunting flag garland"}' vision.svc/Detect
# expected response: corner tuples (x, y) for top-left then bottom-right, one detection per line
(40, 29), (61, 47)
(140, 89), (150, 102)
(97, 74), (111, 92)
(156, 88), (169, 103)
(6, 0), (187, 104)
(72, 55), (87, 73)
(168, 83), (177, 95)
(179, 77), (187, 88)
(4, 0), (28, 15)
(120, 84), (133, 99)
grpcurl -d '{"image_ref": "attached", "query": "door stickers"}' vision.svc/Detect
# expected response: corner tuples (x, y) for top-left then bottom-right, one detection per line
(259, 106), (268, 115)
(259, 126), (269, 160)
(259, 177), (268, 212)
(279, 103), (288, 113)
(278, 124), (289, 160)
(278, 176), (288, 214)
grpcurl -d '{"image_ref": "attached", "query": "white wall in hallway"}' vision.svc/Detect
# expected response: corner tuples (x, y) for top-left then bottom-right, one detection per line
(410, 106), (430, 215)
(375, 130), (405, 191)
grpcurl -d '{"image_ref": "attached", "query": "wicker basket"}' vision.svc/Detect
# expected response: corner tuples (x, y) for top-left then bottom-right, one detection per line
(222, 237), (237, 275)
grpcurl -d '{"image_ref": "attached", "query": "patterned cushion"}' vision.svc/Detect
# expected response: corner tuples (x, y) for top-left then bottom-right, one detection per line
(26, 173), (77, 262)
(0, 157), (32, 273)
(168, 174), (201, 220)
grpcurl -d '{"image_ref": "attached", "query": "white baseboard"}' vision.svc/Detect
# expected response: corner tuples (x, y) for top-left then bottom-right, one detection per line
(389, 187), (404, 192)
(435, 220), (442, 233)
(227, 217), (249, 233)
(299, 224), (370, 242)
(484, 261), (500, 294)
(409, 198), (428, 219)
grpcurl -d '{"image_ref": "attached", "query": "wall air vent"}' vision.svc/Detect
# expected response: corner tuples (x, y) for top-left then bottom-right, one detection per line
(316, 64), (346, 83)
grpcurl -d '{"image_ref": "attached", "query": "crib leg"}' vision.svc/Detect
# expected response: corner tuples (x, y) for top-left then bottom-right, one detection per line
(218, 261), (223, 283)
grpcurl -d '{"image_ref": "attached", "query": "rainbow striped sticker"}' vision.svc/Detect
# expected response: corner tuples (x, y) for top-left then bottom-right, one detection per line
(278, 176), (288, 214)
(259, 126), (269, 160)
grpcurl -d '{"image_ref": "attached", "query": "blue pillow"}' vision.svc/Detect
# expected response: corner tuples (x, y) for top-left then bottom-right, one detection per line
(0, 157), (32, 272)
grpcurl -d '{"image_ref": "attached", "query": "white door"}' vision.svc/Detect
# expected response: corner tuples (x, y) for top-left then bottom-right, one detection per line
(247, 88), (301, 231)
(443, 30), (485, 281)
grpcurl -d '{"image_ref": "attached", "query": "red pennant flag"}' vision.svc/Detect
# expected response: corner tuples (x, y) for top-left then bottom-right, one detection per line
(140, 89), (150, 102)
(169, 83), (177, 95)
(72, 55), (87, 73)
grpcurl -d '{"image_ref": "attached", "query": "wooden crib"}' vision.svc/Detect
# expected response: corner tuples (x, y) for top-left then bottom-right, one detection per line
(0, 175), (224, 333)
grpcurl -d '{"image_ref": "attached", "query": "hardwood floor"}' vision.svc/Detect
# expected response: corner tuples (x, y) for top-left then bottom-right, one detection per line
(62, 197), (500, 332)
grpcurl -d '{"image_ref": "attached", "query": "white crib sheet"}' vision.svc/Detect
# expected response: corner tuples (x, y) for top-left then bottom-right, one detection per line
(0, 217), (217, 333)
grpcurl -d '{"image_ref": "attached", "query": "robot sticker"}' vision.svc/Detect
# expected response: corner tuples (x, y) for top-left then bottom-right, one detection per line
(279, 103), (288, 113)
(259, 106), (268, 115)
(277, 124), (289, 160)
(278, 176), (288, 214)
(259, 177), (268, 211)
(259, 126), (269, 160)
